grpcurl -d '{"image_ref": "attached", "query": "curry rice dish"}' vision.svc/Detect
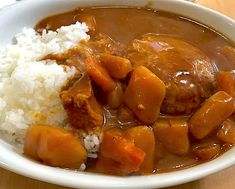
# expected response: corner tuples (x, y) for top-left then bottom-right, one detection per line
(1, 7), (235, 176)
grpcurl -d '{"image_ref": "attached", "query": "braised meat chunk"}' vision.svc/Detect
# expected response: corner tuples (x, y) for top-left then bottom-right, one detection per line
(127, 34), (216, 115)
(60, 74), (103, 133)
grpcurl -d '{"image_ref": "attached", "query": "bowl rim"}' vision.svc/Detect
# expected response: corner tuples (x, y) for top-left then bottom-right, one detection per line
(0, 0), (235, 188)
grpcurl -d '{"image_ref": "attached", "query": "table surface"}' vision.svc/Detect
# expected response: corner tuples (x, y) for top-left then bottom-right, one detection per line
(1, 0), (235, 189)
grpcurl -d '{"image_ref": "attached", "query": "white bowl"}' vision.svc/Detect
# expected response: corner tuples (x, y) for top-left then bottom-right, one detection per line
(0, 0), (235, 188)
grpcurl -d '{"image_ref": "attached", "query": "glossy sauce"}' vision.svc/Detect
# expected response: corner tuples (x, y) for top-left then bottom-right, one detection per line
(36, 7), (235, 71)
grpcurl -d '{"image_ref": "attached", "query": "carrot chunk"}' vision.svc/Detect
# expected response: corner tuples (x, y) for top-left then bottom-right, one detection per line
(100, 53), (132, 79)
(98, 128), (145, 175)
(86, 56), (116, 92)
(124, 66), (166, 124)
(24, 125), (87, 169)
(189, 91), (234, 139)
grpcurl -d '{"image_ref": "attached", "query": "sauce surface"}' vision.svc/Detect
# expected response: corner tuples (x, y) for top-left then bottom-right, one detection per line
(36, 7), (235, 71)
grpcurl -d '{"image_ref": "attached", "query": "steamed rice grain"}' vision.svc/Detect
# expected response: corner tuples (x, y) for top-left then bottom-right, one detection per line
(0, 22), (95, 152)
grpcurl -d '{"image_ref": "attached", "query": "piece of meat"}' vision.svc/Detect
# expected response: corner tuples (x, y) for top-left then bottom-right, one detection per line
(65, 51), (89, 74)
(42, 43), (92, 62)
(60, 74), (103, 133)
(127, 34), (215, 115)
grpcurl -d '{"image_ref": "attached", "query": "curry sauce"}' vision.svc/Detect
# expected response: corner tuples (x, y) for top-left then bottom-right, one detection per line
(24, 7), (235, 175)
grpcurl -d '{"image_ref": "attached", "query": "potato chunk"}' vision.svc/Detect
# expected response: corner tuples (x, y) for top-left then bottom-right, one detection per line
(126, 126), (155, 174)
(124, 66), (166, 124)
(189, 91), (234, 139)
(100, 53), (132, 79)
(217, 119), (235, 144)
(24, 125), (87, 169)
(24, 125), (41, 161)
(153, 119), (190, 155)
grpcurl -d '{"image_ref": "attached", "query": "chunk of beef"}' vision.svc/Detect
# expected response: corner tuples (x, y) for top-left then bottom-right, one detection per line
(60, 74), (103, 133)
(127, 34), (215, 115)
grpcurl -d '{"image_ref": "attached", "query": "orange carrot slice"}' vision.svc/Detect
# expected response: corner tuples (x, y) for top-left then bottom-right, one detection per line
(86, 56), (116, 92)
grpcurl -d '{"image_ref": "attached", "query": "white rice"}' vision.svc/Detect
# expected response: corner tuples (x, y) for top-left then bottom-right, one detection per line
(83, 134), (100, 158)
(0, 21), (100, 163)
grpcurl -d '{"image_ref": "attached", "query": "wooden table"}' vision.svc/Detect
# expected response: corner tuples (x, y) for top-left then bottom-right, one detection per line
(1, 0), (235, 189)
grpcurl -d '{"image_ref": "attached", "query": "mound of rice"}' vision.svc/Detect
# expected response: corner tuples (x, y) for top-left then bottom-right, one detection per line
(0, 22), (100, 162)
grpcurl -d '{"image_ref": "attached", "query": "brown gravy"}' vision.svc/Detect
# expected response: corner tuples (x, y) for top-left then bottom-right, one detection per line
(36, 7), (235, 71)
